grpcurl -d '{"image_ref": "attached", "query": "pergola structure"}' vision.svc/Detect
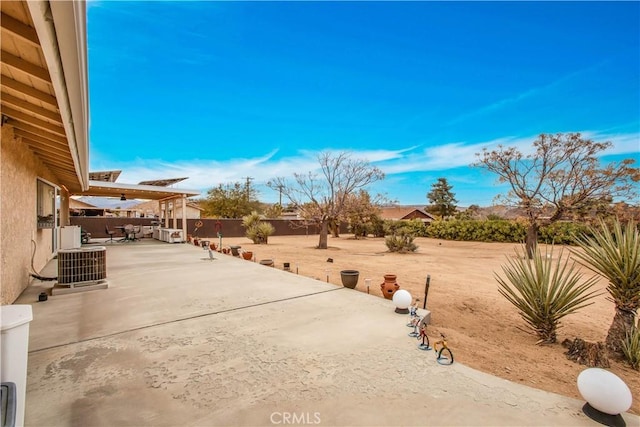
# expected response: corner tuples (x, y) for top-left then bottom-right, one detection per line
(79, 179), (201, 239)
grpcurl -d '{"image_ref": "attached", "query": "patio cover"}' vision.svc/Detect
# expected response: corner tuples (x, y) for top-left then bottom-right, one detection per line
(80, 180), (200, 201)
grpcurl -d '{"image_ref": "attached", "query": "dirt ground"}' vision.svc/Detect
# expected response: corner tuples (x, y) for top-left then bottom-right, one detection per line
(204, 233), (639, 414)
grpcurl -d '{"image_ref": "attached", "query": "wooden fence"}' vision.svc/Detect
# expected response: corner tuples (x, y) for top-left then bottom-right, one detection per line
(70, 217), (348, 239)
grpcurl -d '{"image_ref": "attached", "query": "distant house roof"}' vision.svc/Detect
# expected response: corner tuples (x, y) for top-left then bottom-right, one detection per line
(138, 177), (188, 187)
(379, 207), (435, 222)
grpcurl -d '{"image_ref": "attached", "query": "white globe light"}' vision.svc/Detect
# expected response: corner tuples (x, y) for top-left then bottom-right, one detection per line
(392, 289), (412, 313)
(577, 368), (632, 415)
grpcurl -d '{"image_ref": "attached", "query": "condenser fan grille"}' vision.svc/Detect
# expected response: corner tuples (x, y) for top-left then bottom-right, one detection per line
(57, 247), (107, 285)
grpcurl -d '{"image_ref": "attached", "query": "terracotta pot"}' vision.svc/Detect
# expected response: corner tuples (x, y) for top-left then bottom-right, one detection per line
(380, 274), (399, 300)
(209, 242), (217, 251)
(193, 238), (199, 246)
(242, 251), (253, 260)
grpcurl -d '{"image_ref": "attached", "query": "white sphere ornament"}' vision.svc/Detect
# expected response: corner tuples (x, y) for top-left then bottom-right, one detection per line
(577, 368), (632, 415)
(392, 289), (412, 314)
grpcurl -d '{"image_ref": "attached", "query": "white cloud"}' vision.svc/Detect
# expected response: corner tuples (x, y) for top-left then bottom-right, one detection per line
(93, 131), (639, 202)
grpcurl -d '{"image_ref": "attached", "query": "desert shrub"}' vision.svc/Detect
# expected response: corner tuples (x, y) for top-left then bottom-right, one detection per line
(402, 219), (428, 237)
(242, 211), (275, 244)
(621, 326), (640, 370)
(496, 246), (601, 344)
(425, 219), (526, 242)
(539, 222), (590, 245)
(366, 215), (386, 237)
(382, 220), (404, 236)
(385, 229), (418, 253)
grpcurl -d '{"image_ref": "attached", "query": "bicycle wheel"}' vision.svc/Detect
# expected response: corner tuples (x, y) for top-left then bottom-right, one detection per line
(436, 347), (454, 365)
(418, 335), (431, 351)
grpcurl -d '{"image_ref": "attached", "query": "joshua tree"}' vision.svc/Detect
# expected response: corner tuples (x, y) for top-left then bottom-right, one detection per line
(572, 219), (640, 355)
(475, 133), (638, 258)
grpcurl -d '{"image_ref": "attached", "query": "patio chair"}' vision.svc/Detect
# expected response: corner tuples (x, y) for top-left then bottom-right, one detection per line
(81, 228), (91, 244)
(105, 225), (116, 243)
(124, 224), (136, 241)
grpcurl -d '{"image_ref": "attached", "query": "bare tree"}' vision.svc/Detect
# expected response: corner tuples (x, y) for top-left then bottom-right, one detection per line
(474, 133), (638, 258)
(268, 152), (384, 249)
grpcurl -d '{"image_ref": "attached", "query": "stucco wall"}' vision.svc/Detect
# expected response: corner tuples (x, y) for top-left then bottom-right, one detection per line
(1, 125), (59, 304)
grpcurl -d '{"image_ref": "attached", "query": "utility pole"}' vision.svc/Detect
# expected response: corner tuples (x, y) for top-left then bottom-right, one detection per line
(241, 176), (253, 200)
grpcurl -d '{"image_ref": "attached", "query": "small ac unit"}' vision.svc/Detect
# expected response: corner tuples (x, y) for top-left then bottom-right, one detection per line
(57, 246), (107, 287)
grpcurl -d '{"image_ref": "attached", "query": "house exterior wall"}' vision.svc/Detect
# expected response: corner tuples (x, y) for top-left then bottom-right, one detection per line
(1, 125), (58, 304)
(161, 202), (201, 220)
(131, 200), (201, 219)
(172, 205), (201, 219)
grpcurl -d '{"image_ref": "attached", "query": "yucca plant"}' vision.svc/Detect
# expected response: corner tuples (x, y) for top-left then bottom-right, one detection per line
(621, 326), (640, 370)
(496, 247), (601, 344)
(254, 222), (275, 244)
(572, 219), (640, 355)
(242, 211), (275, 244)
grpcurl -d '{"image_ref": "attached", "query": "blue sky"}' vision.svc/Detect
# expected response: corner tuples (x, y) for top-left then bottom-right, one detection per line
(86, 1), (639, 206)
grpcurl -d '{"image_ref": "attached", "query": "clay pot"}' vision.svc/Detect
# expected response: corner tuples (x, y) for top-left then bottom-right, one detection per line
(242, 251), (253, 260)
(380, 274), (399, 300)
(340, 270), (359, 289)
(209, 242), (217, 251)
(193, 238), (199, 246)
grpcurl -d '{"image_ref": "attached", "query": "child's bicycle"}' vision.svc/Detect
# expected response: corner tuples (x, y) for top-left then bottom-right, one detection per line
(433, 333), (454, 365)
(417, 323), (431, 351)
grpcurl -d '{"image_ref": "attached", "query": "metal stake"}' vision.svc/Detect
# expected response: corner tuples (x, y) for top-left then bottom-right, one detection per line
(423, 275), (431, 310)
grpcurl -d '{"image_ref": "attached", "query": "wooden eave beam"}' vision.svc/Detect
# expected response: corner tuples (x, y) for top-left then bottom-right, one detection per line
(1, 76), (57, 106)
(20, 135), (71, 157)
(1, 50), (51, 84)
(8, 119), (67, 144)
(1, 105), (66, 136)
(0, 13), (40, 47)
(1, 92), (61, 123)
(26, 147), (76, 168)
(50, 167), (78, 178)
(14, 128), (68, 151)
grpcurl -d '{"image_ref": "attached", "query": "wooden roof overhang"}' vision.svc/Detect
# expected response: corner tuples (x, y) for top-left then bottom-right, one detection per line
(82, 181), (201, 202)
(1, 1), (89, 193)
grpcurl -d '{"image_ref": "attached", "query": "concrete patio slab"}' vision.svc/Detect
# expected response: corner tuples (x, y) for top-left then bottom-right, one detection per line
(16, 240), (639, 426)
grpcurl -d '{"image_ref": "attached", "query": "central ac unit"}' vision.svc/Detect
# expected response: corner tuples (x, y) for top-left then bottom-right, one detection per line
(56, 246), (107, 289)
